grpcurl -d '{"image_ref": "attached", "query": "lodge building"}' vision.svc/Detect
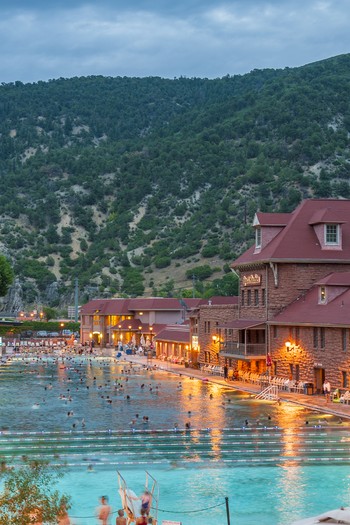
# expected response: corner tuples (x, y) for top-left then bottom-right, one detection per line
(209, 199), (350, 393)
(80, 199), (350, 393)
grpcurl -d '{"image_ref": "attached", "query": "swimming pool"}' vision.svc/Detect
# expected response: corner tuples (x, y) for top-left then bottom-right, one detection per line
(1, 356), (350, 524)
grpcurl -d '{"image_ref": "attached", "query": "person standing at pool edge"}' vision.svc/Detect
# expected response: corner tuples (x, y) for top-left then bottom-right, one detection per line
(96, 496), (111, 525)
(323, 379), (331, 403)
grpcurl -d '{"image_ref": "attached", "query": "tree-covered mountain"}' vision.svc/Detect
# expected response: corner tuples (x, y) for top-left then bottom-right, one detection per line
(0, 54), (350, 309)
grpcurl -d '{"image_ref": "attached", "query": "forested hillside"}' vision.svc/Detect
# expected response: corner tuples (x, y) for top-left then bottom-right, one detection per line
(0, 54), (350, 309)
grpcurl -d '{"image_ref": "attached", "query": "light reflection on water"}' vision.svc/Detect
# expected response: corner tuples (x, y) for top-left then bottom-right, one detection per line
(1, 356), (350, 525)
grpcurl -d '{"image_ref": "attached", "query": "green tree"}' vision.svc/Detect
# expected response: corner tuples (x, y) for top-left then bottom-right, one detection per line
(0, 256), (14, 297)
(0, 460), (71, 525)
(43, 307), (57, 321)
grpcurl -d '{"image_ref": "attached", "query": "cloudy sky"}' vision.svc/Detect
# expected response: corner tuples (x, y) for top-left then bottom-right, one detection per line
(1, 0), (350, 83)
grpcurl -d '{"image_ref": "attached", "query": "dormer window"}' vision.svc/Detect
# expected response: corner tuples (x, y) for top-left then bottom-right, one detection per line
(255, 227), (262, 248)
(325, 224), (339, 245)
(319, 286), (326, 303)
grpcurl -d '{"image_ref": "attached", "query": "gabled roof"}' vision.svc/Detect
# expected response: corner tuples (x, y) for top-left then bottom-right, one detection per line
(309, 208), (347, 225)
(128, 297), (203, 311)
(317, 272), (350, 286)
(254, 212), (291, 227)
(233, 199), (350, 268)
(154, 324), (190, 343)
(270, 284), (350, 326)
(80, 298), (130, 315)
(112, 319), (146, 330)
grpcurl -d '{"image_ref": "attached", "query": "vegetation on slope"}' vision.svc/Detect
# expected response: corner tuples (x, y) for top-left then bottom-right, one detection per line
(0, 54), (349, 306)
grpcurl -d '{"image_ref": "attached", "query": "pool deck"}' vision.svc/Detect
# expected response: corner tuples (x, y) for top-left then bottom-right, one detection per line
(125, 354), (350, 421)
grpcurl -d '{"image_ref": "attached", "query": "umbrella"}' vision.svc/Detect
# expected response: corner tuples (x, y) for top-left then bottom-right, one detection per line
(291, 507), (350, 525)
(140, 334), (145, 346)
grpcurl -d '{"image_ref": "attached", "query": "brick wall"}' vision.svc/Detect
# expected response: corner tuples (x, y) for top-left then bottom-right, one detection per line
(196, 304), (238, 366)
(239, 263), (350, 321)
(269, 325), (350, 390)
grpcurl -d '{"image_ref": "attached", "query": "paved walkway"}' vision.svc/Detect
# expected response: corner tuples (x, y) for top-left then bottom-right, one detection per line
(125, 354), (350, 421)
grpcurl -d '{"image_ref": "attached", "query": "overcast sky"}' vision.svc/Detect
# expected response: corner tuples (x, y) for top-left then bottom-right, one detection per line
(1, 0), (350, 83)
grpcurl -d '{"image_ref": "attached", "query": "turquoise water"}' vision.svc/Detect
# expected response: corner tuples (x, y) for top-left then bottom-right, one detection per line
(1, 356), (350, 525)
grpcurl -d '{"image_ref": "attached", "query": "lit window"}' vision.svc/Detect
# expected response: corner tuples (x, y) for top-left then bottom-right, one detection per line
(325, 224), (339, 245)
(255, 227), (262, 248)
(320, 287), (326, 303)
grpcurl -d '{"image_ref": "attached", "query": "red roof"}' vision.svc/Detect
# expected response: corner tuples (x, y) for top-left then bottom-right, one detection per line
(255, 212), (291, 226)
(128, 297), (202, 311)
(233, 199), (350, 268)
(80, 298), (130, 315)
(154, 325), (190, 343)
(112, 319), (146, 330)
(271, 285), (350, 326)
(203, 296), (238, 306)
(317, 272), (350, 286)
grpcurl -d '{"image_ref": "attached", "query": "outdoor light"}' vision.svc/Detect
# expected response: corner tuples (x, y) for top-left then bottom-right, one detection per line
(285, 341), (300, 352)
(212, 335), (219, 343)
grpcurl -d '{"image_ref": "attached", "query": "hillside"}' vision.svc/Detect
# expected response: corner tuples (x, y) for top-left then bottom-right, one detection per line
(0, 54), (350, 309)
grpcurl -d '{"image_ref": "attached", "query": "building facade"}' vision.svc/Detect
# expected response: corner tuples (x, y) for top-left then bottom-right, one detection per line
(80, 297), (203, 347)
(212, 199), (350, 391)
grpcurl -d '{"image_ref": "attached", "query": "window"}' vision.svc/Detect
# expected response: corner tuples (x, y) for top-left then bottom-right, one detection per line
(342, 329), (347, 352)
(320, 327), (325, 349)
(241, 290), (245, 306)
(313, 327), (318, 349)
(204, 321), (211, 334)
(342, 371), (348, 389)
(325, 224), (339, 245)
(254, 289), (259, 306)
(247, 289), (251, 306)
(295, 327), (300, 345)
(273, 325), (277, 339)
(255, 227), (261, 248)
(320, 287), (326, 303)
(261, 288), (266, 307)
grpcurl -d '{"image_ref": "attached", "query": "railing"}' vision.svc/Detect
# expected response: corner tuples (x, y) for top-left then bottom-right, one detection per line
(255, 385), (279, 400)
(219, 342), (266, 357)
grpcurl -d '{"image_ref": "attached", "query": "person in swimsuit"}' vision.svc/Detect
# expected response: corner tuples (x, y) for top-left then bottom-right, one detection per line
(140, 490), (152, 516)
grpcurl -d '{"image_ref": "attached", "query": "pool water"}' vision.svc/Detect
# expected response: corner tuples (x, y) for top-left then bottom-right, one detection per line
(1, 356), (350, 525)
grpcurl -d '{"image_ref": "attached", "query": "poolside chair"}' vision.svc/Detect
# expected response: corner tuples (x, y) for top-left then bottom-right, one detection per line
(340, 391), (350, 404)
(331, 389), (341, 402)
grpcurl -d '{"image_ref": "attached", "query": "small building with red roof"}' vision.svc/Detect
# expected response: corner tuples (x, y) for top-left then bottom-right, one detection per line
(80, 296), (203, 347)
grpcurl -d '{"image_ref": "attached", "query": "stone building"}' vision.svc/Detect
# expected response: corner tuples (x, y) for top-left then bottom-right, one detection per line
(80, 297), (203, 346)
(216, 198), (350, 392)
(189, 297), (239, 366)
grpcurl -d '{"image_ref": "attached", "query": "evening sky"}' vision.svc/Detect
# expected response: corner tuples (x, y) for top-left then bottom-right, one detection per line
(1, 0), (350, 83)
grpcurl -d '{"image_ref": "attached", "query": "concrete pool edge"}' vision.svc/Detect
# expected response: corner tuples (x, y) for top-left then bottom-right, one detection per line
(125, 355), (350, 421)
